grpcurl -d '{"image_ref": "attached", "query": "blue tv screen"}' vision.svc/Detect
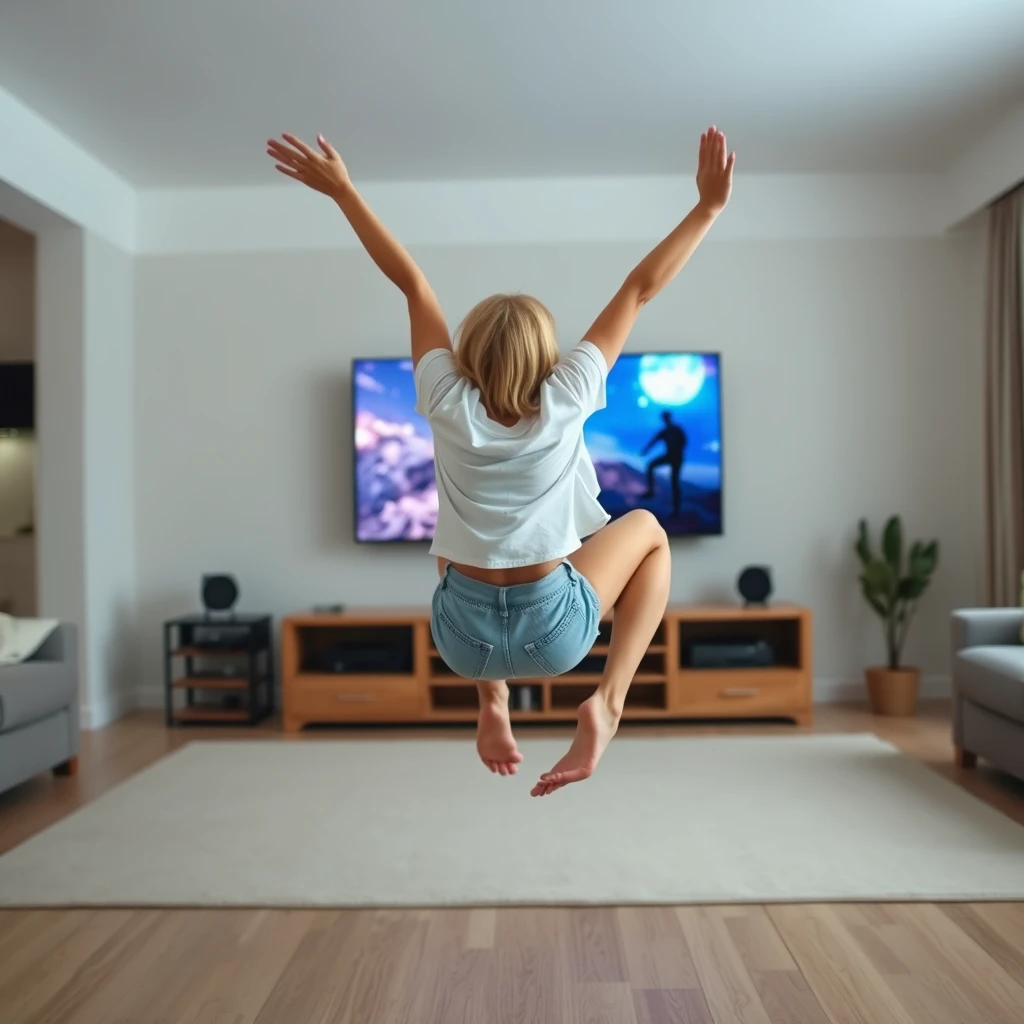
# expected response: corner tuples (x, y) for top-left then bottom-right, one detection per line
(353, 351), (722, 543)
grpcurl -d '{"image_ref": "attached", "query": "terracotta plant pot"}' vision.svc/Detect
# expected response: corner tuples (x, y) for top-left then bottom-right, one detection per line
(865, 666), (920, 716)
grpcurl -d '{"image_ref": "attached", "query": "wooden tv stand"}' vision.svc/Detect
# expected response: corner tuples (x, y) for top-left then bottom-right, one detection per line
(280, 604), (812, 732)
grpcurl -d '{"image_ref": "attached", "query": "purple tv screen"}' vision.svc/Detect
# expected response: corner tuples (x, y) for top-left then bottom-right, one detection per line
(353, 352), (722, 542)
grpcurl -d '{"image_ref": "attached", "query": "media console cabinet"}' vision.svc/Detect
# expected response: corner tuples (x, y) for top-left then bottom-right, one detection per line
(280, 604), (812, 732)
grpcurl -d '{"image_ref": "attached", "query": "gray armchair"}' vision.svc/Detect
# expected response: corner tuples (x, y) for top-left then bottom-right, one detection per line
(0, 623), (79, 794)
(951, 609), (1024, 783)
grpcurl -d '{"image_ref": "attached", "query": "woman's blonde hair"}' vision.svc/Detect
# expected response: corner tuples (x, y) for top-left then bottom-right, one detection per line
(454, 294), (559, 421)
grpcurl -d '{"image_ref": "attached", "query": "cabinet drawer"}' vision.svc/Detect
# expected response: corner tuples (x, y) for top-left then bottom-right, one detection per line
(673, 670), (808, 717)
(287, 674), (422, 721)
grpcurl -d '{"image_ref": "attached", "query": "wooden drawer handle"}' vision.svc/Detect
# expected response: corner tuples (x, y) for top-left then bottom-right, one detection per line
(721, 688), (760, 698)
(336, 693), (374, 703)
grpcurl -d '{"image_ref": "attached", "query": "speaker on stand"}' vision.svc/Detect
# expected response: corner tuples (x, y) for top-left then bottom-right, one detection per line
(202, 574), (239, 620)
(737, 566), (772, 607)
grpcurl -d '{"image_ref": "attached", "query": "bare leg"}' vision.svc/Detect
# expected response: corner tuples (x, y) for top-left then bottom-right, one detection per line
(435, 559), (521, 775)
(531, 510), (670, 796)
(476, 681), (523, 775)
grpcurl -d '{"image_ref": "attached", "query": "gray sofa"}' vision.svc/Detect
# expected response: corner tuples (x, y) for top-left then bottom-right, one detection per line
(951, 609), (1024, 783)
(0, 623), (79, 794)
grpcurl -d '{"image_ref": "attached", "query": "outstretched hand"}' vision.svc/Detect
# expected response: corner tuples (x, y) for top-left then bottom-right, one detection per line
(266, 133), (350, 196)
(696, 126), (735, 216)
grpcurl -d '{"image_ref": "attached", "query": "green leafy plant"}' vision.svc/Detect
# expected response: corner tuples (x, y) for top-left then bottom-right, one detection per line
(854, 516), (939, 670)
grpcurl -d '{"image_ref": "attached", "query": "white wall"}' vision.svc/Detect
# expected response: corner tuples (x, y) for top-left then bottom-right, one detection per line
(83, 232), (136, 725)
(134, 231), (986, 700)
(35, 223), (137, 728)
(36, 226), (87, 643)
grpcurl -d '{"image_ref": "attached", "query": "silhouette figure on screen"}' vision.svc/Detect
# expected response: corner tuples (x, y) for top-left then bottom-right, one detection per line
(641, 411), (687, 516)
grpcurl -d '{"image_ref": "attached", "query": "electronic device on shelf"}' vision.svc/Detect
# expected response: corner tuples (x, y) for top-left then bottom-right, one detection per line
(686, 639), (776, 669)
(737, 566), (773, 606)
(352, 351), (723, 543)
(201, 574), (239, 616)
(188, 625), (254, 651)
(316, 644), (412, 675)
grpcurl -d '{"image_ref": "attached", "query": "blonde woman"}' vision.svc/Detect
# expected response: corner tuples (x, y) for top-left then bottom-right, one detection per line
(267, 128), (734, 796)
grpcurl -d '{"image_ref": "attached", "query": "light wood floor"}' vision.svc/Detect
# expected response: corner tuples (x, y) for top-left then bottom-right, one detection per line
(1, 703), (1023, 1024)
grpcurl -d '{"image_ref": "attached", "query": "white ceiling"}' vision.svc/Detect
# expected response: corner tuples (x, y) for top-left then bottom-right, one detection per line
(0, 0), (1022, 187)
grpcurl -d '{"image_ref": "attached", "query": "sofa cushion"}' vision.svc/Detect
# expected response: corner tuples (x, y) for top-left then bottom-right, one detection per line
(955, 646), (1024, 724)
(0, 663), (77, 733)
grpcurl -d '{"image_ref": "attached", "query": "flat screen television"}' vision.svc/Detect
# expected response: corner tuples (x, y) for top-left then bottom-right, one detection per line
(353, 351), (722, 543)
(0, 363), (34, 430)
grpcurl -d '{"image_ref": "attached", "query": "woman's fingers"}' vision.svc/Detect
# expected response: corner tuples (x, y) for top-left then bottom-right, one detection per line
(267, 140), (304, 168)
(317, 133), (340, 160)
(282, 132), (317, 159)
(274, 164), (302, 180)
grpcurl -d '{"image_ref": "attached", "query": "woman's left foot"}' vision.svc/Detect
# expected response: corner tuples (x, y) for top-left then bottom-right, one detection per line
(531, 694), (620, 796)
(477, 688), (523, 776)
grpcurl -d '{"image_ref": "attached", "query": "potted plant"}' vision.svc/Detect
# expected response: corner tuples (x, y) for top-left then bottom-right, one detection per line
(854, 515), (939, 716)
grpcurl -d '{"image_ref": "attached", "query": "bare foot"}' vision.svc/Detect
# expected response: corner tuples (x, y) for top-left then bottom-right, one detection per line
(477, 686), (523, 776)
(531, 694), (620, 796)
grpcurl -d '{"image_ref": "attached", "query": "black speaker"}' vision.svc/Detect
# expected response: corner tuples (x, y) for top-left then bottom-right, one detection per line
(201, 574), (239, 615)
(737, 566), (772, 606)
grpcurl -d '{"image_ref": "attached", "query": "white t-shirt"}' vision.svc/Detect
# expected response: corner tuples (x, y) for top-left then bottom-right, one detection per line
(415, 340), (611, 568)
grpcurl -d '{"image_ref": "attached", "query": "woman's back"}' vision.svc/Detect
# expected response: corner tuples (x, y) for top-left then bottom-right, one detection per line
(415, 340), (610, 569)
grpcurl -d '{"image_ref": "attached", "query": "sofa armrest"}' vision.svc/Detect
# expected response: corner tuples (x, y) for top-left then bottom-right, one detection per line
(0, 661), (77, 731)
(29, 622), (77, 664)
(951, 609), (1024, 652)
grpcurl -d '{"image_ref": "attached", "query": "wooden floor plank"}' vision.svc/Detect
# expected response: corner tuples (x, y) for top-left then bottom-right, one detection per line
(170, 909), (317, 1024)
(720, 905), (830, 1024)
(617, 906), (700, 989)
(568, 907), (629, 983)
(579, 982), (639, 1024)
(722, 905), (798, 973)
(415, 912), (494, 1024)
(677, 907), (774, 1024)
(253, 911), (363, 1024)
(829, 904), (912, 975)
(939, 902), (1024, 989)
(466, 907), (496, 949)
(496, 908), (576, 1024)
(0, 910), (134, 1024)
(29, 910), (196, 1024)
(885, 903), (1024, 1022)
(747, 970), (832, 1024)
(768, 905), (916, 1024)
(342, 910), (432, 1024)
(632, 988), (714, 1024)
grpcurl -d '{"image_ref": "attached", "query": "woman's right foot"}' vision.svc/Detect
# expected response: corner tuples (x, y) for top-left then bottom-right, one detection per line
(476, 685), (523, 776)
(531, 694), (620, 796)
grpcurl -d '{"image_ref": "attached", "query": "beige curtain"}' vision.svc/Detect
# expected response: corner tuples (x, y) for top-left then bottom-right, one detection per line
(984, 188), (1024, 605)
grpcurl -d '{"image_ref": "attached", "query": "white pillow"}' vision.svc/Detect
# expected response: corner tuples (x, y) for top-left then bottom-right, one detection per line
(0, 613), (61, 666)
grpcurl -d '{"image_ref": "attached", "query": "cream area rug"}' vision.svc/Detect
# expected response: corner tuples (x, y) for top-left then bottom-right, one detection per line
(2, 734), (1024, 907)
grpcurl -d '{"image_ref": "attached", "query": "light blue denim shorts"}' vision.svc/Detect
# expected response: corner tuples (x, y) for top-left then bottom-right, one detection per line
(431, 562), (602, 680)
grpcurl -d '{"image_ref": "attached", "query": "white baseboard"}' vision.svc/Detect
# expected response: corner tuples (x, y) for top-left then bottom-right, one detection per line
(80, 687), (139, 731)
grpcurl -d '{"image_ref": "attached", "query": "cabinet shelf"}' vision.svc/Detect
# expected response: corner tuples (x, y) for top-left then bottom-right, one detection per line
(164, 615), (275, 727)
(281, 604), (812, 731)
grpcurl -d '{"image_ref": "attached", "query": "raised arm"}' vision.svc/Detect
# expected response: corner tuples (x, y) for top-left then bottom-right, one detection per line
(267, 133), (451, 367)
(584, 127), (734, 370)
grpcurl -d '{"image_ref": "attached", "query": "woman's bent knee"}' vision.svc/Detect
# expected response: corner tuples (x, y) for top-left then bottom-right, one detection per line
(622, 509), (668, 549)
